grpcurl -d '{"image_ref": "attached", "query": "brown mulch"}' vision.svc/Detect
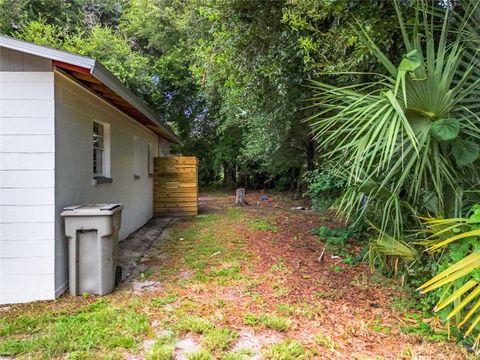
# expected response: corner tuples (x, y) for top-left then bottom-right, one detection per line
(195, 191), (472, 360)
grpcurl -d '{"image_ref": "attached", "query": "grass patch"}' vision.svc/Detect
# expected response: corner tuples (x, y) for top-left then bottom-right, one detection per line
(147, 334), (176, 360)
(196, 214), (222, 222)
(0, 300), (149, 359)
(371, 321), (392, 335)
(243, 313), (289, 331)
(223, 348), (255, 360)
(243, 313), (260, 326)
(186, 348), (214, 360)
(249, 218), (278, 232)
(314, 332), (339, 350)
(151, 293), (178, 306)
(227, 207), (245, 220)
(264, 340), (306, 359)
(203, 327), (238, 351)
(276, 304), (295, 316)
(176, 316), (213, 334)
(400, 317), (448, 342)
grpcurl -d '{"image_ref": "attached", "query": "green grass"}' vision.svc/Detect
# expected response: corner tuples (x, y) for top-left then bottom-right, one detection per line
(203, 327), (238, 351)
(147, 334), (176, 360)
(223, 348), (255, 360)
(249, 218), (278, 232)
(185, 348), (214, 360)
(264, 340), (306, 359)
(0, 300), (149, 359)
(227, 207), (245, 220)
(242, 313), (289, 331)
(314, 332), (339, 350)
(400, 318), (448, 342)
(151, 293), (178, 306)
(243, 313), (260, 326)
(276, 303), (295, 316)
(176, 316), (213, 334)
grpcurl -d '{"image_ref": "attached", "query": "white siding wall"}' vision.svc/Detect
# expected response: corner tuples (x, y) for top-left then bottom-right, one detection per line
(0, 72), (56, 304)
(54, 72), (164, 294)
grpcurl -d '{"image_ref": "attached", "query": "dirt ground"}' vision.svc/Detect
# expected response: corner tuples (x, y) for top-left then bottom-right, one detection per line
(0, 191), (474, 359)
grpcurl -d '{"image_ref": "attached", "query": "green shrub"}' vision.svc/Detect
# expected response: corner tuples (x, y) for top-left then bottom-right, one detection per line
(303, 165), (346, 210)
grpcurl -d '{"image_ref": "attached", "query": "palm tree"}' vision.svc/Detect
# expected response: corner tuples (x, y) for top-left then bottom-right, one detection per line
(309, 0), (480, 242)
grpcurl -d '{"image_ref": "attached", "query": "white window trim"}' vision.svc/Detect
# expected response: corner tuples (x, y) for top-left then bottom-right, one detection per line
(148, 143), (154, 176)
(133, 136), (140, 180)
(93, 121), (111, 182)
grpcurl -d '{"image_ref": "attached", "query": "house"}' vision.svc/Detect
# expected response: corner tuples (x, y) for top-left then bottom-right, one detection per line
(0, 35), (181, 304)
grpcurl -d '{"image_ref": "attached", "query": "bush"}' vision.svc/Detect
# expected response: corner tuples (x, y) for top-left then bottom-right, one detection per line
(303, 165), (346, 210)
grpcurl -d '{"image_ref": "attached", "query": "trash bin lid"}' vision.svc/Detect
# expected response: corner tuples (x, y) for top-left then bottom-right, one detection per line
(61, 204), (123, 216)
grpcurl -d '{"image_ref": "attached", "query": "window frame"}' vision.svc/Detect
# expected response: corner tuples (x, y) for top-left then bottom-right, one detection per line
(147, 143), (154, 176)
(92, 121), (111, 181)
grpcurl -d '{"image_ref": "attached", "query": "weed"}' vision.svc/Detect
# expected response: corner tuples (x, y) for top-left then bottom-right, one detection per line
(250, 218), (278, 232)
(243, 313), (260, 326)
(243, 313), (288, 331)
(276, 304), (295, 316)
(227, 207), (244, 220)
(203, 327), (238, 351)
(312, 225), (358, 258)
(314, 332), (338, 350)
(140, 269), (155, 281)
(0, 300), (149, 358)
(147, 334), (176, 360)
(296, 302), (323, 320)
(331, 265), (343, 272)
(264, 340), (306, 359)
(151, 294), (178, 306)
(401, 320), (448, 342)
(185, 348), (214, 360)
(223, 348), (255, 360)
(260, 314), (289, 331)
(390, 295), (416, 312)
(196, 214), (221, 222)
(176, 316), (213, 334)
(370, 321), (392, 335)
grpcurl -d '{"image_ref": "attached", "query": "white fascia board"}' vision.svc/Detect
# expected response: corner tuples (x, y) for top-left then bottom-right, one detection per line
(0, 35), (95, 69)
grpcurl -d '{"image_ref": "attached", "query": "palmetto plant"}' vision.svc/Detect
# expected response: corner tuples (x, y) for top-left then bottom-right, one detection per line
(309, 0), (480, 344)
(418, 205), (480, 346)
(309, 1), (480, 242)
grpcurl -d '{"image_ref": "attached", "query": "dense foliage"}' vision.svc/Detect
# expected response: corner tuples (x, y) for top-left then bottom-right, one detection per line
(4, 0), (480, 347)
(0, 0), (406, 190)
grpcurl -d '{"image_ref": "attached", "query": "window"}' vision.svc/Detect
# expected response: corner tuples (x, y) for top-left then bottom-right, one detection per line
(93, 121), (110, 181)
(93, 122), (104, 176)
(147, 143), (154, 175)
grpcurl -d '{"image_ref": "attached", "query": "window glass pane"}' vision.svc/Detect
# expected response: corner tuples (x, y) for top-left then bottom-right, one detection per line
(93, 122), (104, 176)
(93, 149), (103, 175)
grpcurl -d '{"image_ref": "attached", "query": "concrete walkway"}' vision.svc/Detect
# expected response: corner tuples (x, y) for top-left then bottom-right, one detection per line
(118, 217), (174, 283)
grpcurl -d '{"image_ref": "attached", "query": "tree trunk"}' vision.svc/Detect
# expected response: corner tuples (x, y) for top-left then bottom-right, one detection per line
(235, 188), (246, 206)
(223, 161), (234, 187)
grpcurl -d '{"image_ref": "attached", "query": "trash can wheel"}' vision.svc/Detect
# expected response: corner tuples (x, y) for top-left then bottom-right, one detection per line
(115, 266), (122, 286)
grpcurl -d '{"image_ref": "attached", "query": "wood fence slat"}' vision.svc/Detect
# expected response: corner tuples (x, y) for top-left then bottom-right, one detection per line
(153, 156), (198, 216)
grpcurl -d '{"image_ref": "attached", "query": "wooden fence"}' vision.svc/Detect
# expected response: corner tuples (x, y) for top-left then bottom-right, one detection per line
(153, 156), (198, 216)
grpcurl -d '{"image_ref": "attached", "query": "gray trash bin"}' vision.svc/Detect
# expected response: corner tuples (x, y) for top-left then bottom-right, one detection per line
(61, 204), (123, 296)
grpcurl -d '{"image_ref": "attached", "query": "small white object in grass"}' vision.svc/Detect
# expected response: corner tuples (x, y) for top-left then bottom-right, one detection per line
(210, 251), (221, 257)
(179, 237), (184, 241)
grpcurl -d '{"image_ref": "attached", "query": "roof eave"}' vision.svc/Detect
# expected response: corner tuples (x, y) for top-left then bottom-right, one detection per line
(90, 62), (181, 144)
(0, 35), (181, 144)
